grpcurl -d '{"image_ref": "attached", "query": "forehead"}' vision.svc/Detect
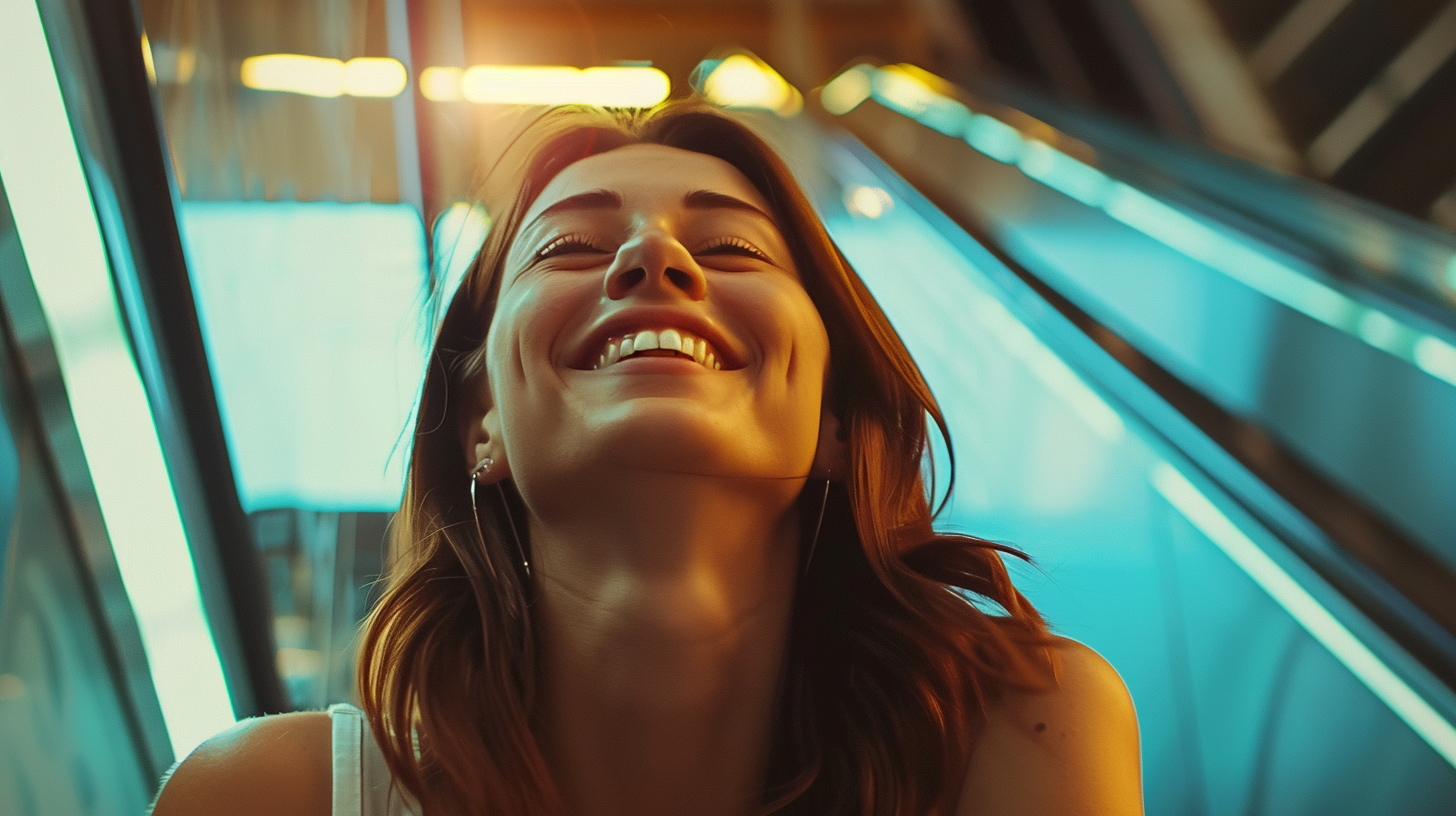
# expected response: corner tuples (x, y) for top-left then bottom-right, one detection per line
(522, 144), (772, 224)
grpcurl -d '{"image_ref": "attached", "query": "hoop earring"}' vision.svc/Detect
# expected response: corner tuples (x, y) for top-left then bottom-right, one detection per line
(802, 478), (831, 577)
(471, 457), (532, 582)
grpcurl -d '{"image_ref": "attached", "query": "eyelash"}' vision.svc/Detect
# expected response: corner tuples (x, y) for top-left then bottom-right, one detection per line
(696, 236), (770, 261)
(535, 233), (607, 260)
(534, 234), (770, 263)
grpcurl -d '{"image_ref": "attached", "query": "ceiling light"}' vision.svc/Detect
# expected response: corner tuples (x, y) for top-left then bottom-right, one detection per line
(241, 54), (407, 98)
(700, 54), (802, 116)
(821, 65), (873, 115)
(342, 57), (407, 97)
(419, 66), (464, 101)
(457, 65), (669, 107)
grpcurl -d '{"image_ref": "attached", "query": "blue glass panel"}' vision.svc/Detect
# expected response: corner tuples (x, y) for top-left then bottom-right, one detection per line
(809, 137), (1456, 814)
(179, 202), (430, 511)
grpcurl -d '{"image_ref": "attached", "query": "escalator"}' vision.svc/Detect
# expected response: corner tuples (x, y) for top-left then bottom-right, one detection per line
(1, 1), (1455, 813)
(790, 62), (1456, 813)
(0, 178), (170, 815)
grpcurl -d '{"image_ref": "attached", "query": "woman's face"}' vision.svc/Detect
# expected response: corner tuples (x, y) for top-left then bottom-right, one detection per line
(477, 143), (831, 507)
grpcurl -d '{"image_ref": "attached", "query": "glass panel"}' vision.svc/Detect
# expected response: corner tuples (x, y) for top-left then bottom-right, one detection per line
(830, 67), (1456, 639)
(0, 0), (231, 759)
(180, 202), (428, 512)
(137, 0), (435, 709)
(114, 4), (1456, 810)
(788, 125), (1456, 813)
(0, 177), (157, 815)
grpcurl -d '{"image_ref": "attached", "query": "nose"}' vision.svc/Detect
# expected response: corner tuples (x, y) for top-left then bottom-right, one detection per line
(604, 229), (707, 301)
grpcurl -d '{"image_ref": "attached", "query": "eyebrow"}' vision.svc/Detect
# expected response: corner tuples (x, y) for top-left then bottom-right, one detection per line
(525, 188), (623, 233)
(523, 186), (775, 236)
(683, 189), (774, 222)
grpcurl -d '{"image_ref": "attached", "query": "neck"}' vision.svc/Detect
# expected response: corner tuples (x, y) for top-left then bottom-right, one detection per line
(528, 470), (804, 816)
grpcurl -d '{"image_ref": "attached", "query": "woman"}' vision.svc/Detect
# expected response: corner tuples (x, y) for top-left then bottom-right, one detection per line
(153, 103), (1140, 815)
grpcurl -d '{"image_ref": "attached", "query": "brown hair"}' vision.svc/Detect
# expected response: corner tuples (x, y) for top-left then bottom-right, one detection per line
(356, 103), (1053, 815)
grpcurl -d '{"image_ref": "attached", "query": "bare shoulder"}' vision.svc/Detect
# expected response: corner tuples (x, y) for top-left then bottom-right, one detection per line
(956, 636), (1142, 816)
(150, 711), (332, 816)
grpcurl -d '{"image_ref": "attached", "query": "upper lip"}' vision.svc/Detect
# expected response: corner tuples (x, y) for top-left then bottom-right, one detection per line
(569, 306), (743, 370)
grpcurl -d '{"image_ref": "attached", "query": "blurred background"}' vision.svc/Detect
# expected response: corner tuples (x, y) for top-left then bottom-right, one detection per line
(2, 0), (1456, 813)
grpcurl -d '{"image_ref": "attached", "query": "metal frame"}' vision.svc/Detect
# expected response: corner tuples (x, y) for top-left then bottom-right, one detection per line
(986, 76), (1456, 323)
(32, 0), (288, 717)
(0, 170), (173, 783)
(825, 76), (1456, 679)
(831, 130), (1456, 704)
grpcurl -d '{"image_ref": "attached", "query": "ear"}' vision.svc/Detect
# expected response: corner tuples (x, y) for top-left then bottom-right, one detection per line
(808, 407), (850, 481)
(463, 405), (512, 484)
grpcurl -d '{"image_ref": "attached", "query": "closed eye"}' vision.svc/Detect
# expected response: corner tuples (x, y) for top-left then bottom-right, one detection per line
(535, 233), (611, 261)
(695, 236), (770, 262)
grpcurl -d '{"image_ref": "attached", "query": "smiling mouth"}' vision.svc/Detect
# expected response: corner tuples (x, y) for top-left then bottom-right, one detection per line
(594, 328), (722, 371)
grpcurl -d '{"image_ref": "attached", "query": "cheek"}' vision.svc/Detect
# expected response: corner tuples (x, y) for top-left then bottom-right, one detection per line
(483, 280), (597, 451)
(749, 283), (830, 384)
(487, 279), (590, 377)
(734, 282), (831, 453)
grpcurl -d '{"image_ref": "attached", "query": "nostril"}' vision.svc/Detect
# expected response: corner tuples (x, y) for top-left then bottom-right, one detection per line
(666, 267), (692, 290)
(617, 268), (646, 290)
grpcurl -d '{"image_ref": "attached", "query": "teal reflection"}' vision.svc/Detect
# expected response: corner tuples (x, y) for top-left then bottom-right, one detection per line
(964, 114), (1025, 164)
(179, 202), (429, 511)
(430, 202), (490, 325)
(1017, 141), (1112, 207)
(811, 138), (1456, 810)
(844, 64), (1456, 389)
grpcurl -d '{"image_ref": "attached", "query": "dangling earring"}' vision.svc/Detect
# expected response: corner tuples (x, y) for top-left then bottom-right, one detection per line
(470, 456), (532, 582)
(802, 478), (831, 577)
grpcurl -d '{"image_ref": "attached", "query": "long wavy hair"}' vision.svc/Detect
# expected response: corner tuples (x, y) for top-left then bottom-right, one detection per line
(356, 103), (1054, 815)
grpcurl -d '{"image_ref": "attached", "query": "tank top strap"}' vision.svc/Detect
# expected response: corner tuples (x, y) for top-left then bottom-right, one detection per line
(328, 703), (420, 816)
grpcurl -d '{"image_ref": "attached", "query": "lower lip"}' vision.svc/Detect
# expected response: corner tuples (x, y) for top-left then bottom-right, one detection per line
(597, 356), (712, 373)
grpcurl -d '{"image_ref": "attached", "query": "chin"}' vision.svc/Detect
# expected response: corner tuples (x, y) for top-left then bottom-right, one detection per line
(594, 408), (734, 471)
(584, 403), (798, 482)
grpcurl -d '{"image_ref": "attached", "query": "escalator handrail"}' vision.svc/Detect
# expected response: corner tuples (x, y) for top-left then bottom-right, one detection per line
(980, 78), (1456, 328)
(825, 129), (1456, 719)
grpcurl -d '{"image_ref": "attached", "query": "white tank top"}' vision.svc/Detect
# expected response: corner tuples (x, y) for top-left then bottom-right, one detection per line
(328, 703), (421, 816)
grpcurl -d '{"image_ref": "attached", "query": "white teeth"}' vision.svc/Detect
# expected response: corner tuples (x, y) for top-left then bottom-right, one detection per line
(595, 329), (723, 370)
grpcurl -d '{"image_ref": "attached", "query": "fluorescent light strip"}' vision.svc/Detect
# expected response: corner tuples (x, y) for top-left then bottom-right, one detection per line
(453, 64), (670, 108)
(844, 65), (1456, 389)
(419, 66), (464, 102)
(700, 55), (802, 116)
(820, 65), (872, 115)
(965, 114), (1025, 164)
(240, 54), (407, 98)
(833, 59), (1456, 767)
(1095, 169), (1456, 387)
(0, 0), (234, 758)
(1151, 463), (1456, 768)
